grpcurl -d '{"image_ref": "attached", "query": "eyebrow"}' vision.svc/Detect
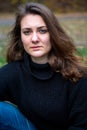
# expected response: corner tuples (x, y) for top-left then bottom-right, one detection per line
(21, 26), (47, 30)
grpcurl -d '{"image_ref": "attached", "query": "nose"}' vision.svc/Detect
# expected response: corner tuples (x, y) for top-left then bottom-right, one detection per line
(32, 32), (39, 43)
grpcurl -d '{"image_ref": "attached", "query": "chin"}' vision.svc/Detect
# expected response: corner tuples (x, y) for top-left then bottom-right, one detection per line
(31, 53), (44, 57)
(31, 55), (43, 58)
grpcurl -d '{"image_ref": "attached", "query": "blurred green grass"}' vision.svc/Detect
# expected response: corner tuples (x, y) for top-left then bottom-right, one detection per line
(0, 39), (7, 67)
(77, 47), (87, 57)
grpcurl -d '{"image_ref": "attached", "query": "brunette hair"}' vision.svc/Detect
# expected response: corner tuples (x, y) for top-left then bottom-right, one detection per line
(7, 2), (87, 82)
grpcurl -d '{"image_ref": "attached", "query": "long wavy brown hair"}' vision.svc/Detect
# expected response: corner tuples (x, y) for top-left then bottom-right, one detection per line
(7, 2), (87, 82)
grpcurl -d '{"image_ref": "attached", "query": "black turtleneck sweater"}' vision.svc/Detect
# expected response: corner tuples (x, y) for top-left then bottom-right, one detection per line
(0, 53), (87, 130)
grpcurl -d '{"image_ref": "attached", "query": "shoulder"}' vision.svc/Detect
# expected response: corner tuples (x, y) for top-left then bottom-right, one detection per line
(69, 75), (87, 101)
(77, 74), (87, 88)
(0, 61), (18, 73)
(69, 74), (87, 90)
(0, 61), (20, 80)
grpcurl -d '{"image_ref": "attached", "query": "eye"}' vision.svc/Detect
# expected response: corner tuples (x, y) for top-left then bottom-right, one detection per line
(39, 29), (48, 34)
(22, 30), (32, 35)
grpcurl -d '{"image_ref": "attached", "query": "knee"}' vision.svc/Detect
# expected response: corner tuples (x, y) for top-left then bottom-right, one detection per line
(0, 101), (17, 120)
(0, 101), (15, 111)
(0, 102), (19, 129)
(0, 101), (10, 111)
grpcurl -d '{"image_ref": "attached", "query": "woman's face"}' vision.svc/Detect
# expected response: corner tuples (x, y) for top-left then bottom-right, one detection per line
(21, 14), (52, 64)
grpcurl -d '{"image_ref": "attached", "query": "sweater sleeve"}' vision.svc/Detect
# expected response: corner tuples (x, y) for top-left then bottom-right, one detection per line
(0, 63), (19, 101)
(0, 64), (9, 100)
(68, 76), (87, 130)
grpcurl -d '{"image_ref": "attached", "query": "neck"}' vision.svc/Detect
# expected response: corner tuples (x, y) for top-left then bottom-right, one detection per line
(31, 56), (48, 64)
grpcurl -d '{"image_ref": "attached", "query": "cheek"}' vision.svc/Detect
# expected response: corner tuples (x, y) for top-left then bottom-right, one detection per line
(43, 36), (51, 49)
(47, 43), (52, 51)
(21, 36), (30, 46)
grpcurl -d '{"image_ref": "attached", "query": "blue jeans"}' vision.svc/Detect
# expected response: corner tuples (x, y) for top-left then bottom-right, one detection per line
(0, 102), (37, 130)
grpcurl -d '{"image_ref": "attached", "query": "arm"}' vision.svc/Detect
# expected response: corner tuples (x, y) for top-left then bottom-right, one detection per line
(0, 62), (19, 101)
(68, 76), (87, 130)
(0, 64), (10, 100)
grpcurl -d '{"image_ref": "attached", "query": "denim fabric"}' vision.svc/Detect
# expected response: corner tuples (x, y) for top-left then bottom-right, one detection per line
(0, 102), (37, 130)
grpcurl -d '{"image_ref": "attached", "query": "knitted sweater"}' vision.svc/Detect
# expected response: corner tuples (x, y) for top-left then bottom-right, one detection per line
(0, 53), (87, 130)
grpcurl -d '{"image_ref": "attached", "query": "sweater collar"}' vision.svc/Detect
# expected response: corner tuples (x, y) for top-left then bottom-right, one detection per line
(24, 52), (54, 80)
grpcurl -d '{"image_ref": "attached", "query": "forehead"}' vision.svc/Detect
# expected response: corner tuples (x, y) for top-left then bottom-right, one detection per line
(21, 14), (46, 28)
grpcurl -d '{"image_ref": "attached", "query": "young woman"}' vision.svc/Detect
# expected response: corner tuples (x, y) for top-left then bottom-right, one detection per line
(0, 2), (87, 130)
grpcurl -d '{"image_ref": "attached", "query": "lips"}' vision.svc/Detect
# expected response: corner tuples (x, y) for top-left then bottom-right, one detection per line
(31, 46), (41, 51)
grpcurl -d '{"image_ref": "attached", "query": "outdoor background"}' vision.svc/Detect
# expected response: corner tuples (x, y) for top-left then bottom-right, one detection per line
(0, 0), (87, 67)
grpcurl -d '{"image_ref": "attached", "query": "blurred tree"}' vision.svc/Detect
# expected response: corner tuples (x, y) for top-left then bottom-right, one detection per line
(0, 0), (87, 13)
(42, 0), (87, 13)
(9, 0), (41, 4)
